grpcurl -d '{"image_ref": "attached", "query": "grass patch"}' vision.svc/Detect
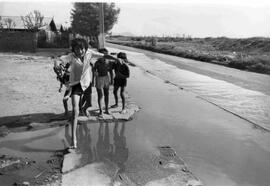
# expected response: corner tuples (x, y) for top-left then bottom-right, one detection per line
(107, 36), (270, 75)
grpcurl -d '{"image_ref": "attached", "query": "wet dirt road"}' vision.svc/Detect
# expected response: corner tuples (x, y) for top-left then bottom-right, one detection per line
(125, 67), (270, 186)
(108, 45), (270, 186)
(2, 65), (269, 186)
(1, 46), (270, 186)
(62, 65), (270, 186)
(107, 43), (270, 96)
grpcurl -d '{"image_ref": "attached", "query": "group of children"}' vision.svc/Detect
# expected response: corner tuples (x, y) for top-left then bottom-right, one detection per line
(93, 48), (130, 115)
(53, 38), (130, 149)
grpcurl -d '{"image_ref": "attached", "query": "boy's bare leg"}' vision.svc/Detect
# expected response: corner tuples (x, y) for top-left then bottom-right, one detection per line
(120, 122), (125, 137)
(71, 94), (80, 148)
(114, 121), (119, 136)
(63, 89), (71, 116)
(111, 86), (119, 108)
(59, 83), (63, 92)
(63, 98), (68, 116)
(79, 96), (83, 115)
(80, 85), (92, 115)
(86, 84), (92, 107)
(97, 88), (103, 115)
(120, 86), (126, 111)
(104, 87), (110, 114)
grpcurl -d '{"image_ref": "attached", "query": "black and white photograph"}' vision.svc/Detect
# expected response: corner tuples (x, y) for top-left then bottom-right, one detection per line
(0, 0), (270, 185)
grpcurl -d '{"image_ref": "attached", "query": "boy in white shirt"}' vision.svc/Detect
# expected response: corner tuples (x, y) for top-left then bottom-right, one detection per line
(54, 38), (116, 149)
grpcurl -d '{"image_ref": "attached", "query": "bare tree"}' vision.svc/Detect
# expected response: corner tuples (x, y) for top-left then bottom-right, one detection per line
(21, 10), (46, 30)
(4, 18), (16, 29)
(0, 16), (3, 29)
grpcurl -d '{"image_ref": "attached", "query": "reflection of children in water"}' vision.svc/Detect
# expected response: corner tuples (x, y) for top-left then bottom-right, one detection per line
(113, 121), (128, 173)
(64, 124), (93, 163)
(94, 121), (129, 173)
(77, 124), (93, 157)
(64, 121), (128, 172)
(95, 122), (113, 161)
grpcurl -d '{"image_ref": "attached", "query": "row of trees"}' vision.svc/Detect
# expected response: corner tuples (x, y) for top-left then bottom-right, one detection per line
(0, 11), (46, 31)
(1, 3), (120, 48)
(1, 2), (120, 34)
(21, 10), (46, 30)
(0, 16), (15, 29)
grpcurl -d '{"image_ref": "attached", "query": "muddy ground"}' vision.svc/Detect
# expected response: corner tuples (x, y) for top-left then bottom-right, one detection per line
(0, 49), (139, 186)
(0, 50), (70, 129)
(0, 50), (73, 186)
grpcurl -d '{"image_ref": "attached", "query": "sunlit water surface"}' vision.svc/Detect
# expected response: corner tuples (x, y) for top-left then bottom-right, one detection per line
(109, 48), (270, 131)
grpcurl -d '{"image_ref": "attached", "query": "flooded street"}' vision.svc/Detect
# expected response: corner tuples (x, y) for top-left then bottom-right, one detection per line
(1, 1), (270, 185)
(0, 127), (64, 185)
(2, 66), (269, 185)
(125, 68), (270, 186)
(1, 46), (270, 186)
(108, 45), (270, 185)
(108, 44), (270, 131)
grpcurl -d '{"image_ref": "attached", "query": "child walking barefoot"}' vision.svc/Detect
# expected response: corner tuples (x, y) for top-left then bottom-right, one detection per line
(93, 48), (114, 116)
(54, 39), (116, 149)
(55, 39), (104, 149)
(111, 52), (130, 113)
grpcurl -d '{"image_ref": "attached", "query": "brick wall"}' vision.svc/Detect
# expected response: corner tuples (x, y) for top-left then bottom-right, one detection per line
(0, 31), (37, 52)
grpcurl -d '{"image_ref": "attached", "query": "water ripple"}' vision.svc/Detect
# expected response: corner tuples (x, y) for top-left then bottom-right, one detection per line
(127, 52), (270, 131)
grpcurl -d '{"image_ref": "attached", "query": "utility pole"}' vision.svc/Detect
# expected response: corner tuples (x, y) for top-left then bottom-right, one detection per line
(98, 2), (105, 49)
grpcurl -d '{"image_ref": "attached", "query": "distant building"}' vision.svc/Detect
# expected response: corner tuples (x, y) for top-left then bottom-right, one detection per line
(0, 15), (67, 52)
(0, 16), (55, 31)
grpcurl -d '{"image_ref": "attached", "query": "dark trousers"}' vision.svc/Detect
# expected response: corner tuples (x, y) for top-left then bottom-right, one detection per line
(80, 83), (92, 111)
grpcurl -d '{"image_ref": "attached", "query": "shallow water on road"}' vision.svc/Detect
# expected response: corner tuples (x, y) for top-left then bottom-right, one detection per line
(1, 48), (270, 186)
(0, 127), (64, 185)
(109, 47), (270, 131)
(1, 66), (270, 186)
(125, 68), (270, 186)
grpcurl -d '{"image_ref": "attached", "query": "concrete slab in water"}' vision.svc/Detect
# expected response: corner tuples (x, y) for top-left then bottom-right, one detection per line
(62, 153), (83, 173)
(61, 143), (202, 186)
(62, 161), (119, 186)
(83, 97), (139, 122)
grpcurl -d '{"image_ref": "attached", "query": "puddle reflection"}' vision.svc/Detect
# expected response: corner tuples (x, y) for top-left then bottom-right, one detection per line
(64, 121), (129, 172)
(112, 122), (128, 173)
(95, 122), (113, 162)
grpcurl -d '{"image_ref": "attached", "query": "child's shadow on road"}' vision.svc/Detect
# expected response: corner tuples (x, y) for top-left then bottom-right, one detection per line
(0, 112), (69, 130)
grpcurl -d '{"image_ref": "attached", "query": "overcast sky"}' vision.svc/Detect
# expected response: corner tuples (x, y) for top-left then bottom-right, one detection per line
(1, 0), (270, 38)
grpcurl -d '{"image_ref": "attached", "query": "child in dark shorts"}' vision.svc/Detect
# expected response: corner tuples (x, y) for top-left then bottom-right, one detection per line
(54, 39), (116, 149)
(54, 38), (99, 149)
(93, 48), (113, 115)
(111, 52), (130, 113)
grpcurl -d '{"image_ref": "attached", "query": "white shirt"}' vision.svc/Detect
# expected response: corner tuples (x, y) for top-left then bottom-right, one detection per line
(59, 49), (104, 91)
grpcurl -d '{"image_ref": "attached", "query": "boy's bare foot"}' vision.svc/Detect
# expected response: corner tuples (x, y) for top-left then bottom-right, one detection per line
(68, 145), (77, 153)
(104, 110), (110, 115)
(111, 104), (118, 108)
(85, 110), (90, 117)
(120, 109), (127, 114)
(98, 113), (104, 119)
(67, 117), (72, 122)
(68, 140), (77, 152)
(80, 109), (88, 116)
(68, 145), (77, 149)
